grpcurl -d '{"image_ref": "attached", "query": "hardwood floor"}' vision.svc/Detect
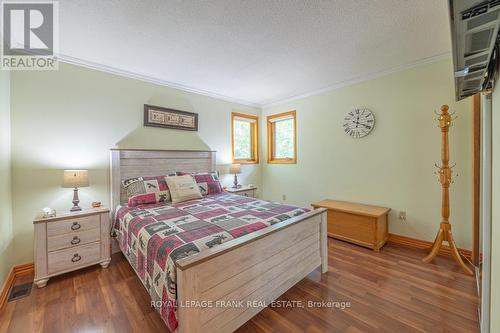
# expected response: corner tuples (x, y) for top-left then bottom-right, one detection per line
(0, 239), (479, 333)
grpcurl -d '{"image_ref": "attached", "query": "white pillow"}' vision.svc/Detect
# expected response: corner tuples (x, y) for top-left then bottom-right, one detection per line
(166, 175), (203, 204)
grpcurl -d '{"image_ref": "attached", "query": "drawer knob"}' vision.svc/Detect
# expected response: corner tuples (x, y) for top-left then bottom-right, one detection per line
(71, 254), (82, 262)
(70, 236), (81, 245)
(71, 222), (81, 231)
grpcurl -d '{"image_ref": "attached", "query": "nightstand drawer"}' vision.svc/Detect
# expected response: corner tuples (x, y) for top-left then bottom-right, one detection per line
(238, 190), (255, 197)
(48, 242), (101, 274)
(47, 228), (101, 252)
(47, 214), (99, 237)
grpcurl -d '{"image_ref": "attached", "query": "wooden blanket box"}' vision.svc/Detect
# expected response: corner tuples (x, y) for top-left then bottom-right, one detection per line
(311, 200), (390, 252)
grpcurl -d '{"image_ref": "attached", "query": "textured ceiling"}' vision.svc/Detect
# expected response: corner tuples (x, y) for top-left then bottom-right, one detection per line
(59, 0), (451, 106)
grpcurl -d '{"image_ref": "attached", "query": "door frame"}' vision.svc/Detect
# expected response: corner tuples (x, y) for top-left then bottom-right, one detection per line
(472, 94), (480, 266)
(479, 92), (492, 333)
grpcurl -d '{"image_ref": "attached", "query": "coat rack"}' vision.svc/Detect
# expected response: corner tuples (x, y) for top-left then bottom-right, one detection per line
(422, 105), (473, 275)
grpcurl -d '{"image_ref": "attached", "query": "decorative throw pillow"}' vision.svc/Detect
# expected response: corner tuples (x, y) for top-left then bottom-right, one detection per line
(122, 175), (173, 201)
(166, 175), (203, 204)
(128, 191), (170, 207)
(176, 171), (223, 196)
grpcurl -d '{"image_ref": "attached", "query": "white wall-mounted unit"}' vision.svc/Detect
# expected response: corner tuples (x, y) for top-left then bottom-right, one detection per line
(449, 0), (500, 100)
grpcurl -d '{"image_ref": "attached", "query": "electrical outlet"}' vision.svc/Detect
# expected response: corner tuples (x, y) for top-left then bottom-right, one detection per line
(399, 211), (407, 221)
(282, 194), (286, 201)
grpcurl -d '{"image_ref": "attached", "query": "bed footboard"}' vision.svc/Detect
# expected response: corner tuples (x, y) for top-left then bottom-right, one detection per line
(175, 208), (328, 333)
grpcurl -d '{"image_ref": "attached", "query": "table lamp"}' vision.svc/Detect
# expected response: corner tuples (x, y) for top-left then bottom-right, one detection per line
(63, 170), (89, 212)
(229, 163), (241, 188)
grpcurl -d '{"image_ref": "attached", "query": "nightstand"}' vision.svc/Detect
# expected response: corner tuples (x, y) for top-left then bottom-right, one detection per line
(33, 207), (111, 288)
(225, 185), (257, 198)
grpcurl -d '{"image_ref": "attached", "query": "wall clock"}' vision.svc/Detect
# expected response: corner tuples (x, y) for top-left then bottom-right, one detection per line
(343, 108), (375, 138)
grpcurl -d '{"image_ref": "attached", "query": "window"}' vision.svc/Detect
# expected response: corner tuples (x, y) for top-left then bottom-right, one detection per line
(267, 111), (296, 164)
(232, 112), (259, 164)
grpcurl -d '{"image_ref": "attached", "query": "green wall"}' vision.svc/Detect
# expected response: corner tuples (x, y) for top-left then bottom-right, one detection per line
(262, 59), (473, 249)
(0, 70), (13, 288)
(9, 63), (261, 264)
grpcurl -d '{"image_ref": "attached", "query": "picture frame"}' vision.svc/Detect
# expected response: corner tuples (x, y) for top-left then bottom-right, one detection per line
(143, 104), (198, 131)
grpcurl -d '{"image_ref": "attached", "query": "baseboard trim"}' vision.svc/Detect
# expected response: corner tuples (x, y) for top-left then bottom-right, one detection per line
(387, 233), (472, 260)
(0, 268), (15, 312)
(0, 262), (34, 311)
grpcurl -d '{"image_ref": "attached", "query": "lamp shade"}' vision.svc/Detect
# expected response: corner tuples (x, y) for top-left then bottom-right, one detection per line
(229, 163), (241, 174)
(63, 170), (89, 188)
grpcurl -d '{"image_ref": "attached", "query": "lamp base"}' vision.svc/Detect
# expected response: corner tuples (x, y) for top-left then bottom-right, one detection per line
(71, 188), (82, 212)
(232, 174), (241, 188)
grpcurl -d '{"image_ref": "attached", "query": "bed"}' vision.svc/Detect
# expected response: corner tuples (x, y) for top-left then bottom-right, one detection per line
(110, 149), (328, 333)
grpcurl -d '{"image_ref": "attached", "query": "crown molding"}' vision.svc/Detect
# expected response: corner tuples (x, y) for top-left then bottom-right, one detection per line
(262, 52), (451, 108)
(56, 54), (262, 108)
(56, 52), (451, 110)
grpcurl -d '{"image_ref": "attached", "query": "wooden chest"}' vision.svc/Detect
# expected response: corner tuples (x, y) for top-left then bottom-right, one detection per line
(311, 200), (390, 252)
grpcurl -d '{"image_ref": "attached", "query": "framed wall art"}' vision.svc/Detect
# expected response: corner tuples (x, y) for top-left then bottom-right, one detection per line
(144, 104), (198, 131)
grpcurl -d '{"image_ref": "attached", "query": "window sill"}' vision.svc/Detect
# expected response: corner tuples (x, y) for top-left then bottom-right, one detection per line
(267, 159), (296, 164)
(233, 159), (259, 164)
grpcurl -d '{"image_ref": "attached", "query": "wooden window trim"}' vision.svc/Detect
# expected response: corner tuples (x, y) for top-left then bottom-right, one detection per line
(267, 110), (297, 164)
(231, 112), (259, 164)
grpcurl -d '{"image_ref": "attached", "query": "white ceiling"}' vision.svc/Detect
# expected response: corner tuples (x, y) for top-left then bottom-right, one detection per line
(59, 0), (451, 106)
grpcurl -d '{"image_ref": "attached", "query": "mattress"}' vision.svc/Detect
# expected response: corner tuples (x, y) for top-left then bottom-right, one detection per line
(113, 192), (309, 331)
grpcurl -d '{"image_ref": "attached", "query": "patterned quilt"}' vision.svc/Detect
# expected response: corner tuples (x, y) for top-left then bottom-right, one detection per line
(113, 193), (309, 331)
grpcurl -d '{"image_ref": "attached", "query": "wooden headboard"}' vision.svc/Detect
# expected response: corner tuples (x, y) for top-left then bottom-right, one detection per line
(110, 149), (216, 214)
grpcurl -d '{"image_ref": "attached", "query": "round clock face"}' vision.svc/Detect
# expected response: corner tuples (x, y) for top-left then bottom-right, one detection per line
(343, 108), (375, 138)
